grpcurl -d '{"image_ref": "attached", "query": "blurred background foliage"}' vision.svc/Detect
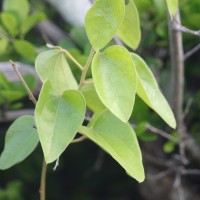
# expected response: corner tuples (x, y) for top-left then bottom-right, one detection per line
(0, 0), (200, 199)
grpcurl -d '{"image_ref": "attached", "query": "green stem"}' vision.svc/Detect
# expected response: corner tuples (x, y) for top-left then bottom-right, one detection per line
(62, 49), (83, 71)
(79, 48), (95, 89)
(40, 160), (47, 200)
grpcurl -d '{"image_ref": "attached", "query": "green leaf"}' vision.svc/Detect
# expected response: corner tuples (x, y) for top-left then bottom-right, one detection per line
(117, 0), (141, 50)
(166, 0), (178, 19)
(92, 45), (137, 122)
(131, 53), (176, 128)
(80, 110), (144, 182)
(80, 82), (105, 113)
(13, 40), (37, 62)
(0, 38), (8, 55)
(85, 0), (125, 50)
(35, 50), (78, 94)
(0, 115), (39, 170)
(0, 90), (24, 103)
(1, 12), (18, 36)
(35, 80), (86, 163)
(3, 0), (29, 24)
(21, 12), (46, 35)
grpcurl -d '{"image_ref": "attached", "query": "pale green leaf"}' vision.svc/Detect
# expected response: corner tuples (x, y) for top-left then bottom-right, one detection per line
(92, 45), (137, 122)
(13, 40), (37, 62)
(80, 110), (144, 182)
(85, 0), (125, 50)
(35, 50), (78, 94)
(166, 0), (178, 19)
(117, 0), (141, 49)
(0, 115), (39, 170)
(3, 0), (29, 24)
(80, 82), (105, 113)
(35, 80), (86, 163)
(1, 12), (18, 36)
(131, 53), (176, 128)
(21, 12), (46, 35)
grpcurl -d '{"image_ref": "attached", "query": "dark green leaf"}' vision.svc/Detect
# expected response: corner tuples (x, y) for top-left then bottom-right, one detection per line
(13, 40), (37, 62)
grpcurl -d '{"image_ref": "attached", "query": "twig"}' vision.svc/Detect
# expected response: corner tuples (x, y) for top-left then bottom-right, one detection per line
(174, 173), (185, 200)
(184, 44), (200, 60)
(71, 135), (87, 143)
(62, 49), (83, 71)
(10, 60), (37, 105)
(174, 24), (200, 37)
(146, 123), (178, 142)
(147, 168), (174, 181)
(40, 160), (47, 200)
(183, 98), (193, 118)
(79, 48), (95, 89)
(181, 169), (200, 176)
(168, 10), (187, 163)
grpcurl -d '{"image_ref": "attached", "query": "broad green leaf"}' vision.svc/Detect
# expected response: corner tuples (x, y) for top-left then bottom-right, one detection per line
(92, 45), (137, 122)
(117, 0), (141, 50)
(131, 53), (176, 128)
(80, 82), (105, 113)
(35, 80), (86, 163)
(0, 38), (8, 55)
(13, 40), (37, 62)
(85, 0), (125, 50)
(0, 90), (24, 103)
(1, 12), (18, 36)
(3, 0), (29, 24)
(0, 115), (39, 170)
(80, 110), (144, 182)
(21, 12), (46, 35)
(35, 50), (78, 94)
(166, 0), (178, 19)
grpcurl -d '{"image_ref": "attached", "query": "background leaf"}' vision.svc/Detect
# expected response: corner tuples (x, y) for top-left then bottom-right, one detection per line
(117, 0), (141, 49)
(3, 0), (29, 24)
(35, 50), (78, 94)
(13, 40), (37, 62)
(85, 0), (125, 50)
(80, 110), (144, 182)
(131, 53), (176, 128)
(92, 45), (137, 122)
(35, 80), (86, 163)
(0, 115), (39, 170)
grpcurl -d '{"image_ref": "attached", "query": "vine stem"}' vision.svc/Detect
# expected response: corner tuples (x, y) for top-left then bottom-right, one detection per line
(40, 159), (47, 200)
(79, 48), (95, 89)
(10, 60), (37, 105)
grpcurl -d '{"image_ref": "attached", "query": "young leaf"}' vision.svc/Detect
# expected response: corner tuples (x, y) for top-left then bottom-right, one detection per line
(1, 12), (18, 36)
(117, 0), (141, 50)
(85, 0), (125, 50)
(0, 38), (8, 55)
(166, 0), (178, 19)
(35, 80), (86, 164)
(0, 115), (39, 170)
(92, 45), (137, 123)
(131, 53), (176, 128)
(3, 0), (29, 24)
(35, 50), (78, 94)
(79, 110), (144, 182)
(80, 82), (105, 113)
(21, 12), (46, 35)
(13, 40), (37, 62)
